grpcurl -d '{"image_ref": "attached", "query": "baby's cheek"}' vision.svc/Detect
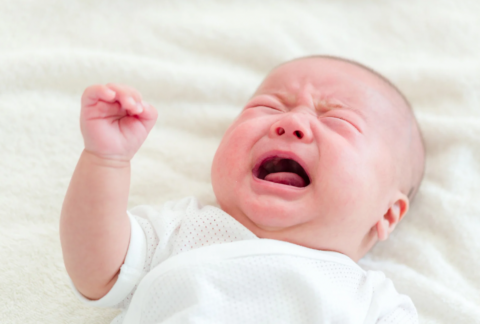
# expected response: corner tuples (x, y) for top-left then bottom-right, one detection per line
(212, 126), (252, 181)
(223, 120), (266, 156)
(212, 114), (273, 192)
(317, 147), (369, 203)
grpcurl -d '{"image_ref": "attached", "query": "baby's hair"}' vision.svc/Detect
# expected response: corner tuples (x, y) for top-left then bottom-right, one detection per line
(281, 55), (426, 202)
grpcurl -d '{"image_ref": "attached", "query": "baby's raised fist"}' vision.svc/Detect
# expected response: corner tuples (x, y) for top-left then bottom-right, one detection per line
(80, 84), (158, 161)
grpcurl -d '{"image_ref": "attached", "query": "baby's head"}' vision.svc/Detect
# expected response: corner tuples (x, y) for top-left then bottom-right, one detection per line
(211, 56), (425, 261)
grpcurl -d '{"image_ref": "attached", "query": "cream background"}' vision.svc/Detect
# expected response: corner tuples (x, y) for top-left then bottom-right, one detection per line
(0, 1), (479, 323)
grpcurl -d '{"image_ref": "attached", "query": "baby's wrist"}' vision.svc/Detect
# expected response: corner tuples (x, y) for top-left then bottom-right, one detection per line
(82, 149), (131, 168)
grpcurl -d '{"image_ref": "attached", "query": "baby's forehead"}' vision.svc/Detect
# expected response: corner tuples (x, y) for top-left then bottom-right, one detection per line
(257, 57), (407, 120)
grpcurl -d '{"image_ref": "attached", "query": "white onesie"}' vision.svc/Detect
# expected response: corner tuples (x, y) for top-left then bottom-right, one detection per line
(70, 197), (418, 324)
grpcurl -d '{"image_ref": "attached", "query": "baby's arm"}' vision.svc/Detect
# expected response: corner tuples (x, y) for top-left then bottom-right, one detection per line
(60, 84), (157, 300)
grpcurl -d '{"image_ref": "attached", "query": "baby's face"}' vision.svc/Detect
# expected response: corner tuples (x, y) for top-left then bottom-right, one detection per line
(211, 58), (407, 261)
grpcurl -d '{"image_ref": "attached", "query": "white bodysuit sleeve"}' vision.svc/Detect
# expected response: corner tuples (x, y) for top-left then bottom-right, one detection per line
(365, 271), (418, 324)
(69, 212), (148, 307)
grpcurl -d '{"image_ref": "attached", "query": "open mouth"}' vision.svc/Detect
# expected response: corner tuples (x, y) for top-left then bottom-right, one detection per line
(253, 157), (311, 188)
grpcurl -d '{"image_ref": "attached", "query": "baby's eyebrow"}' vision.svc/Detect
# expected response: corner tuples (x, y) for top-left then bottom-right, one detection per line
(265, 92), (296, 105)
(315, 100), (345, 110)
(315, 99), (366, 119)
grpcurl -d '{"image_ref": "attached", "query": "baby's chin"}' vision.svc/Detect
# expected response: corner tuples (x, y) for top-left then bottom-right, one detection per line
(213, 170), (317, 234)
(231, 194), (314, 233)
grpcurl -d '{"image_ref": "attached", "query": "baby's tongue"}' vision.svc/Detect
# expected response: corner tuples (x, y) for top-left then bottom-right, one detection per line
(264, 172), (305, 188)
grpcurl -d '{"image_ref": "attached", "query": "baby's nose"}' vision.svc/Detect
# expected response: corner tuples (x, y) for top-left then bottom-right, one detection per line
(276, 126), (304, 138)
(270, 113), (313, 143)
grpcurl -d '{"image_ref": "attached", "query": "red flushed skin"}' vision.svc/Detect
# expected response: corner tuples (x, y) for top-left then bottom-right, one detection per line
(211, 58), (409, 261)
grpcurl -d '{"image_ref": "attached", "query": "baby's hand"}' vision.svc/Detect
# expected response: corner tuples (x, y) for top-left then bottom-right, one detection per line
(80, 84), (158, 161)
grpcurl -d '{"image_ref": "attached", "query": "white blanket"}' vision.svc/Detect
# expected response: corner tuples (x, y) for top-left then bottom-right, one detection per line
(1, 1), (479, 323)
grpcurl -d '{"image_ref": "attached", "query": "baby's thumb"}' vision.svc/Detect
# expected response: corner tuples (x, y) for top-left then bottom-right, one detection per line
(138, 102), (158, 121)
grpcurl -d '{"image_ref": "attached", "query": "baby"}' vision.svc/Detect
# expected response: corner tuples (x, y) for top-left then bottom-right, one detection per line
(60, 56), (425, 323)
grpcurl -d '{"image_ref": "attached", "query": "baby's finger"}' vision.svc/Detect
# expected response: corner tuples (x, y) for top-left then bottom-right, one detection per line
(136, 101), (158, 120)
(106, 83), (143, 114)
(81, 85), (116, 107)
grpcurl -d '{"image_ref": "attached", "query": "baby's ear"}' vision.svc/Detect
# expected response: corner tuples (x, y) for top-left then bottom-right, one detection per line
(376, 193), (409, 241)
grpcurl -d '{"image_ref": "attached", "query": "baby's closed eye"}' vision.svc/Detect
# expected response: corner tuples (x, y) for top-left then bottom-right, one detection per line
(243, 103), (285, 115)
(320, 116), (362, 134)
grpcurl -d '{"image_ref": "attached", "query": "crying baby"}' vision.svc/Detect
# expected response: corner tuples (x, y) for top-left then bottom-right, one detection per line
(60, 56), (424, 323)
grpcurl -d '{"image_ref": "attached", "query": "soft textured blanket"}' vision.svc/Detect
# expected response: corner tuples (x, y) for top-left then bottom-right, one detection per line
(1, 1), (479, 323)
